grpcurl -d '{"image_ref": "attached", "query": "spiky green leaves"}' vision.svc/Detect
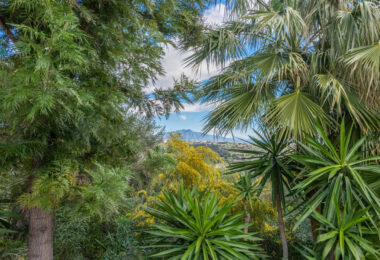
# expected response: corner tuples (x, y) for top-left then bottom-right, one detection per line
(292, 120), (380, 230)
(313, 203), (379, 259)
(144, 184), (265, 260)
(228, 129), (294, 210)
(234, 173), (260, 209)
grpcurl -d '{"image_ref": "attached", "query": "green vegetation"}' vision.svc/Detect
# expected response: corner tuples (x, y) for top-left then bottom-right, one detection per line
(229, 130), (295, 259)
(0, 0), (379, 259)
(145, 184), (264, 259)
(192, 142), (254, 163)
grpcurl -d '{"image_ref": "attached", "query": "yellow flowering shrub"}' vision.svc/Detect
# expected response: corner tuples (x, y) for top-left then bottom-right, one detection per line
(134, 134), (278, 234)
(134, 134), (241, 225)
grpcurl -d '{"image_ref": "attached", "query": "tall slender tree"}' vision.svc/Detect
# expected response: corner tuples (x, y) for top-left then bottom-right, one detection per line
(229, 129), (294, 259)
(0, 0), (208, 258)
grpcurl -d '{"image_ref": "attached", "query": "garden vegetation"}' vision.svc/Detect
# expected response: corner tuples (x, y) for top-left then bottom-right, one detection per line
(0, 0), (379, 259)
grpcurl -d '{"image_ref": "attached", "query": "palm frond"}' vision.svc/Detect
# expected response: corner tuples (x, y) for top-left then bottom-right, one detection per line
(266, 91), (329, 139)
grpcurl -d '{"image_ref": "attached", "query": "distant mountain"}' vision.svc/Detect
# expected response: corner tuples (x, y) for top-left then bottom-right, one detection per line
(164, 129), (244, 143)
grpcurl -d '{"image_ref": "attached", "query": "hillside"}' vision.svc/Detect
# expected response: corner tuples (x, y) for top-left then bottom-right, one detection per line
(191, 141), (253, 163)
(164, 129), (245, 143)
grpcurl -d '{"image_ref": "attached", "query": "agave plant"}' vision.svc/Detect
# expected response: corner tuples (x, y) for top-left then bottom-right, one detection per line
(228, 129), (294, 259)
(144, 184), (265, 259)
(292, 120), (380, 230)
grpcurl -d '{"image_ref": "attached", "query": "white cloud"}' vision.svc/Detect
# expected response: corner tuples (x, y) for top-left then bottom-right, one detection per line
(204, 4), (227, 26)
(179, 115), (187, 120)
(181, 102), (216, 113)
(144, 4), (227, 96)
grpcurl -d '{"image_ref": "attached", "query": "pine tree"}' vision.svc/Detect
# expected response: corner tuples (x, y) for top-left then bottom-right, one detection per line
(0, 0), (207, 258)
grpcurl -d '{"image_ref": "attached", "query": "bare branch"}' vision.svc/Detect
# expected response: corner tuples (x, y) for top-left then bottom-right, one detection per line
(0, 16), (17, 43)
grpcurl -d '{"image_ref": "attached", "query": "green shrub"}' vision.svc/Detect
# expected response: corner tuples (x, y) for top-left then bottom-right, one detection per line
(145, 184), (265, 259)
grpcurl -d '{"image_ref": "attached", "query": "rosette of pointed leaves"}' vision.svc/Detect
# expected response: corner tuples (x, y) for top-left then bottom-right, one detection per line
(292, 120), (380, 230)
(144, 184), (265, 260)
(234, 173), (260, 208)
(312, 200), (379, 260)
(228, 128), (294, 259)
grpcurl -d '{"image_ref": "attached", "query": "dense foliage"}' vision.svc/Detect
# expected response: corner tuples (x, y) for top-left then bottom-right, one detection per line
(0, 0), (209, 258)
(188, 0), (380, 139)
(145, 184), (265, 259)
(0, 0), (379, 259)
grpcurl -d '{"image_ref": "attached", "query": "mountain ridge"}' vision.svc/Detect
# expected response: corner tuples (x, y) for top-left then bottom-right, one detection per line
(164, 129), (245, 143)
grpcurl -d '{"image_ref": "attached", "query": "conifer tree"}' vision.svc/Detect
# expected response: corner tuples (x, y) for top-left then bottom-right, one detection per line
(0, 0), (207, 258)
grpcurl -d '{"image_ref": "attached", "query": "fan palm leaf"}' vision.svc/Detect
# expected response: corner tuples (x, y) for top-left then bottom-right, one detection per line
(187, 0), (380, 139)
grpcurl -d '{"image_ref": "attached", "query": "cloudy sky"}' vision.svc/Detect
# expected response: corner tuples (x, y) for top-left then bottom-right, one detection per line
(154, 4), (249, 139)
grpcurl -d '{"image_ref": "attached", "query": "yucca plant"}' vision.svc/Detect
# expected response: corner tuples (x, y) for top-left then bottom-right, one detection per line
(144, 184), (265, 259)
(292, 120), (380, 230)
(228, 129), (294, 259)
(234, 173), (260, 233)
(312, 198), (379, 260)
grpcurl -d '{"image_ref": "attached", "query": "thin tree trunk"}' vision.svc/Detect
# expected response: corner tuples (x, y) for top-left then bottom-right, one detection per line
(307, 189), (319, 242)
(276, 183), (288, 260)
(310, 205), (320, 242)
(28, 207), (54, 260)
(243, 198), (251, 234)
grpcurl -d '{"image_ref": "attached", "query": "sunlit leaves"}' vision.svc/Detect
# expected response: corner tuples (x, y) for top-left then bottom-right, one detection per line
(313, 202), (379, 259)
(345, 44), (380, 97)
(292, 121), (380, 230)
(188, 0), (380, 139)
(246, 6), (306, 42)
(266, 91), (329, 139)
(145, 184), (265, 259)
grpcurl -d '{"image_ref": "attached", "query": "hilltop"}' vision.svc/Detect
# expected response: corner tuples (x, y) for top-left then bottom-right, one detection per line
(164, 129), (245, 143)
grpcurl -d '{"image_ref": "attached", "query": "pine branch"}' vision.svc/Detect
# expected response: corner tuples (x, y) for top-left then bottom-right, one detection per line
(0, 16), (17, 43)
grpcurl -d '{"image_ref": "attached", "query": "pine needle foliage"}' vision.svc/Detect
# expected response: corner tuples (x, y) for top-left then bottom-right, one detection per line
(0, 0), (210, 256)
(0, 0), (209, 211)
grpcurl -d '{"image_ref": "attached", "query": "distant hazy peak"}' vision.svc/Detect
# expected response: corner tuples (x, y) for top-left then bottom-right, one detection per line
(164, 129), (243, 143)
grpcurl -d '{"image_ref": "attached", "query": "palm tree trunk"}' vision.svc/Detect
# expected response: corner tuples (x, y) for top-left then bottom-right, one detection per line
(243, 198), (251, 234)
(28, 207), (54, 260)
(276, 183), (289, 260)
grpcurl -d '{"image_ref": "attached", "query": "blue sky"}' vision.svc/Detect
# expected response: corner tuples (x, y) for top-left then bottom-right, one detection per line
(151, 3), (250, 139)
(156, 111), (209, 133)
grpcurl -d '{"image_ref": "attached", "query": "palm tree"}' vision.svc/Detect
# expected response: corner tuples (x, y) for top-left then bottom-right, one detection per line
(186, 0), (380, 139)
(234, 173), (260, 233)
(229, 129), (294, 259)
